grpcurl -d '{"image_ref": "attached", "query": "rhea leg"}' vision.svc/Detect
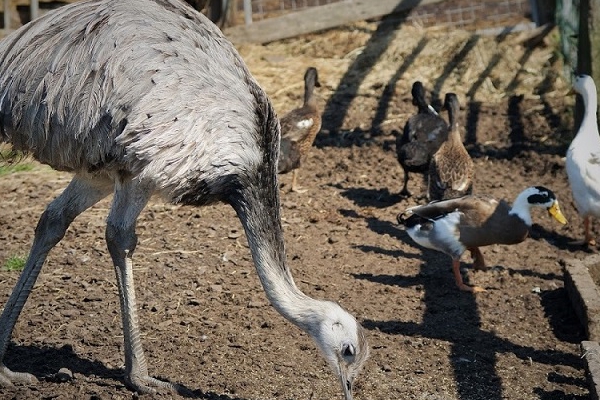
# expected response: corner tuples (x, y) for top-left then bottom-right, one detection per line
(0, 176), (111, 386)
(105, 180), (176, 394)
(452, 259), (485, 293)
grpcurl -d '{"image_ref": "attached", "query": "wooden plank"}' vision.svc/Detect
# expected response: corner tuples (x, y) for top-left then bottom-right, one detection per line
(582, 341), (600, 400)
(224, 0), (444, 44)
(563, 255), (600, 341)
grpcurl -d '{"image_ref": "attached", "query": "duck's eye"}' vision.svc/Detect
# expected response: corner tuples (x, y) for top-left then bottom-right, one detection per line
(342, 343), (355, 357)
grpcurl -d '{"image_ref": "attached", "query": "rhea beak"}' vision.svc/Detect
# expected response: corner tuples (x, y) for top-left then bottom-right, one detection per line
(339, 369), (353, 400)
(548, 201), (567, 224)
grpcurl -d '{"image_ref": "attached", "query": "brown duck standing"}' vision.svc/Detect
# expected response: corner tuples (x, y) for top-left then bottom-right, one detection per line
(428, 93), (474, 201)
(396, 81), (448, 197)
(398, 186), (567, 292)
(277, 67), (322, 192)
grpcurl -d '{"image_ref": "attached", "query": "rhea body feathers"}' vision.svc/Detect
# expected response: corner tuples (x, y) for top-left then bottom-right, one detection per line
(0, 0), (261, 204)
(0, 1), (368, 398)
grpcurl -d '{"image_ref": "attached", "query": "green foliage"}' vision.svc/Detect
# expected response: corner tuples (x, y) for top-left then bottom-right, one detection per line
(0, 163), (34, 175)
(0, 147), (33, 175)
(3, 255), (26, 272)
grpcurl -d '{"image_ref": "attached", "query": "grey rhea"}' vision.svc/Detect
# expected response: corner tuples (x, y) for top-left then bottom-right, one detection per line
(0, 0), (369, 397)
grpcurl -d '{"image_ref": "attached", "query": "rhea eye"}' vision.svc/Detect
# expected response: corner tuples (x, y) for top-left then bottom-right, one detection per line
(342, 343), (355, 358)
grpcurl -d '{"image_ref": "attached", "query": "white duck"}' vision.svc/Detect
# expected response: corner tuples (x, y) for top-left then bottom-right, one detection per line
(566, 74), (600, 246)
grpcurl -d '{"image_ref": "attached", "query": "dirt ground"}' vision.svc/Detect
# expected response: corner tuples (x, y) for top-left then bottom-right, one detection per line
(0, 17), (597, 400)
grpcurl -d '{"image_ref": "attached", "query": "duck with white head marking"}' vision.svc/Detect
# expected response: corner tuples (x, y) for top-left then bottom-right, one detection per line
(397, 186), (567, 292)
(566, 74), (600, 246)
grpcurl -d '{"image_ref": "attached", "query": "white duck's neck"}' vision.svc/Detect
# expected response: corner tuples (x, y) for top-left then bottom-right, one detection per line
(578, 81), (599, 138)
(508, 191), (533, 226)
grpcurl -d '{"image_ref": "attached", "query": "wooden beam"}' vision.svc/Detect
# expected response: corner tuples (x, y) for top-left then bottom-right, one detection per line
(224, 0), (444, 44)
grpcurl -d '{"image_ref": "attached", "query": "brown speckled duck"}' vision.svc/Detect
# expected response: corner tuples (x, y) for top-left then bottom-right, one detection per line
(396, 81), (448, 197)
(428, 93), (474, 201)
(398, 186), (567, 292)
(277, 67), (322, 192)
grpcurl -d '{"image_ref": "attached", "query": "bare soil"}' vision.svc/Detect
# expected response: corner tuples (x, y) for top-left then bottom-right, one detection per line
(0, 20), (596, 400)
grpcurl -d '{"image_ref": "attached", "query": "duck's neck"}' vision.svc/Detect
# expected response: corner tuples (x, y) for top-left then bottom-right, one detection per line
(304, 78), (318, 109)
(446, 103), (462, 144)
(508, 191), (533, 226)
(581, 88), (599, 136)
(230, 180), (320, 333)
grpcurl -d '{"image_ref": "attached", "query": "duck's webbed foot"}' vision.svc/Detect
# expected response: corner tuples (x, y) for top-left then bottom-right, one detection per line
(452, 259), (486, 293)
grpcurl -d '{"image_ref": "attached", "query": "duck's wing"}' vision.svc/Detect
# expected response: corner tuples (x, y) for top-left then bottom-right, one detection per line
(277, 137), (301, 174)
(407, 195), (496, 225)
(413, 116), (448, 145)
(280, 107), (317, 142)
(585, 150), (600, 186)
(568, 142), (600, 206)
(429, 140), (474, 200)
(397, 141), (430, 168)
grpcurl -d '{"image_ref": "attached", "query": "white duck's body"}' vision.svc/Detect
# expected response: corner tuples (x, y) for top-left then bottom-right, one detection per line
(566, 74), (600, 245)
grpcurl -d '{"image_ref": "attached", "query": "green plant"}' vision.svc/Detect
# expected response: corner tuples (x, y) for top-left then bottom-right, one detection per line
(4, 255), (26, 272)
(0, 163), (34, 175)
(0, 146), (33, 175)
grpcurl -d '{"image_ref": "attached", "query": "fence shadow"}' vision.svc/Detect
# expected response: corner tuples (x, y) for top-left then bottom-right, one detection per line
(319, 0), (424, 147)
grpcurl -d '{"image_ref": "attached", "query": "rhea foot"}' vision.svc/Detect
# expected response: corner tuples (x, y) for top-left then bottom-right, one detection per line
(290, 186), (308, 193)
(125, 373), (183, 395)
(0, 364), (38, 387)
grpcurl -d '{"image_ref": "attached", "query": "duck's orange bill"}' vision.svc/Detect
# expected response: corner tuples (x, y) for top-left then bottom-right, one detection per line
(548, 201), (567, 225)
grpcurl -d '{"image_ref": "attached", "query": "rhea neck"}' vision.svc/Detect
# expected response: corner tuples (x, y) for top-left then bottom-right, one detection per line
(229, 178), (321, 332)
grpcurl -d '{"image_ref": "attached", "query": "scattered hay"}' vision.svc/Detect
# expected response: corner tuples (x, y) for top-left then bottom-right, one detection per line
(237, 22), (569, 119)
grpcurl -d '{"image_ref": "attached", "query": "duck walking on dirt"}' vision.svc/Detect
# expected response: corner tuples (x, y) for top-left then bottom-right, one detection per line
(566, 74), (600, 246)
(428, 93), (474, 201)
(0, 1), (368, 398)
(397, 186), (567, 292)
(277, 67), (322, 193)
(396, 81), (448, 197)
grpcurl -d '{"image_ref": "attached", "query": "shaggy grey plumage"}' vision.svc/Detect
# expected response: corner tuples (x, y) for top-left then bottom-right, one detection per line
(0, 1), (368, 397)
